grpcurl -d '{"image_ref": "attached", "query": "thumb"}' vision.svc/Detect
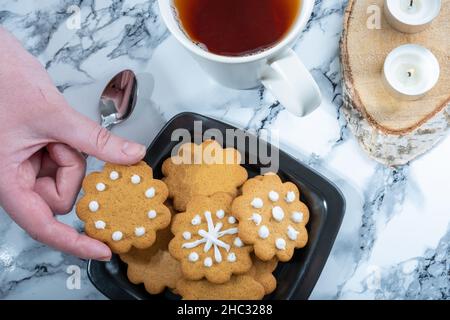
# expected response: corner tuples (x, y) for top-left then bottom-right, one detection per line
(49, 107), (146, 165)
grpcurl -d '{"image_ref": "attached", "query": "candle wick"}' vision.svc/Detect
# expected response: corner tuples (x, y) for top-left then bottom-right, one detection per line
(407, 69), (415, 78)
(409, 0), (414, 8)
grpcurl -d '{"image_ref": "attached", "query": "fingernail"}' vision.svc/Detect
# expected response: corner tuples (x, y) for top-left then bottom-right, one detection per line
(98, 256), (111, 262)
(122, 142), (146, 157)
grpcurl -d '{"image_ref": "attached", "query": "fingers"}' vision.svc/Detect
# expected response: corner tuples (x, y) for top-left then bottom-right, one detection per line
(28, 150), (43, 177)
(34, 143), (85, 214)
(47, 107), (146, 165)
(0, 185), (111, 260)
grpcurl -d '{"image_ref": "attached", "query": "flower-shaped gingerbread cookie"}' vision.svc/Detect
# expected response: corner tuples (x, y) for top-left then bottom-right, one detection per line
(76, 161), (171, 253)
(247, 255), (278, 295)
(175, 255), (277, 300)
(176, 275), (265, 300)
(232, 174), (309, 261)
(169, 192), (252, 284)
(119, 202), (181, 294)
(162, 140), (248, 211)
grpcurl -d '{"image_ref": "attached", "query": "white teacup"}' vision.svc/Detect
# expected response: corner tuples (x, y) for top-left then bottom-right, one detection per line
(158, 0), (321, 117)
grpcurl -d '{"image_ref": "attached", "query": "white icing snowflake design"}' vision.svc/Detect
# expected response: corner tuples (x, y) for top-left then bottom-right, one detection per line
(182, 210), (238, 263)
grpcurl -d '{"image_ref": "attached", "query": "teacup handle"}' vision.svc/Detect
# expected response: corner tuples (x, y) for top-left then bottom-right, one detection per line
(261, 48), (322, 117)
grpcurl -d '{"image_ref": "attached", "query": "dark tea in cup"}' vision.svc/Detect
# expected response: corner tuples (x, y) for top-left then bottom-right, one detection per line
(173, 0), (301, 56)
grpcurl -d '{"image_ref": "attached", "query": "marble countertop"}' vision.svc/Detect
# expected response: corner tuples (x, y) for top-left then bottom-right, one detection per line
(0, 0), (448, 300)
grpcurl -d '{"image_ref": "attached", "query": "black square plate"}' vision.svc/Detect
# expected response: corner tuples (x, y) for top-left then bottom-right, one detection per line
(87, 112), (345, 300)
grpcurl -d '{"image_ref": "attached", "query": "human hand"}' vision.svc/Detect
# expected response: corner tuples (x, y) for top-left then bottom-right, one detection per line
(0, 28), (146, 260)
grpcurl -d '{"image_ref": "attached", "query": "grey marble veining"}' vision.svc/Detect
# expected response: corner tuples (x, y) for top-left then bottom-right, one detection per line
(374, 230), (449, 299)
(0, 0), (448, 300)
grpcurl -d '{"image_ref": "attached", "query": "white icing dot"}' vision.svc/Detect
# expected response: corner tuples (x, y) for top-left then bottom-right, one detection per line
(188, 252), (199, 262)
(109, 171), (119, 180)
(147, 210), (157, 219)
(134, 227), (145, 237)
(227, 253), (237, 262)
(204, 257), (213, 267)
(287, 225), (299, 241)
(191, 215), (201, 226)
(112, 231), (123, 241)
(131, 174), (141, 184)
(251, 198), (264, 209)
(285, 191), (295, 203)
(275, 238), (286, 250)
(183, 231), (192, 240)
(291, 211), (304, 223)
(258, 225), (270, 239)
(272, 206), (285, 222)
(233, 237), (244, 247)
(145, 187), (155, 198)
(216, 209), (225, 219)
(94, 220), (106, 229)
(248, 213), (262, 225)
(96, 183), (106, 192)
(228, 216), (236, 224)
(268, 190), (279, 202)
(88, 201), (99, 212)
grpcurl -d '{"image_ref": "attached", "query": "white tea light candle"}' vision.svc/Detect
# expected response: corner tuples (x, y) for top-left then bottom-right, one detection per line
(382, 44), (440, 101)
(384, 0), (441, 33)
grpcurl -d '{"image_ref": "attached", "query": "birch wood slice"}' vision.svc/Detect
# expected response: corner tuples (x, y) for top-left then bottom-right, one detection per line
(341, 0), (450, 166)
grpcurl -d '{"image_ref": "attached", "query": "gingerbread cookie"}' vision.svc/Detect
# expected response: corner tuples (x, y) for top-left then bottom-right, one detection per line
(175, 255), (276, 300)
(76, 161), (171, 253)
(169, 192), (252, 284)
(119, 202), (182, 294)
(176, 275), (265, 300)
(232, 174), (309, 262)
(162, 140), (247, 211)
(247, 256), (278, 295)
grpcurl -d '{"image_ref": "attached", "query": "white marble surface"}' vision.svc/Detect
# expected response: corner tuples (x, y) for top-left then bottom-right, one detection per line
(0, 0), (448, 300)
